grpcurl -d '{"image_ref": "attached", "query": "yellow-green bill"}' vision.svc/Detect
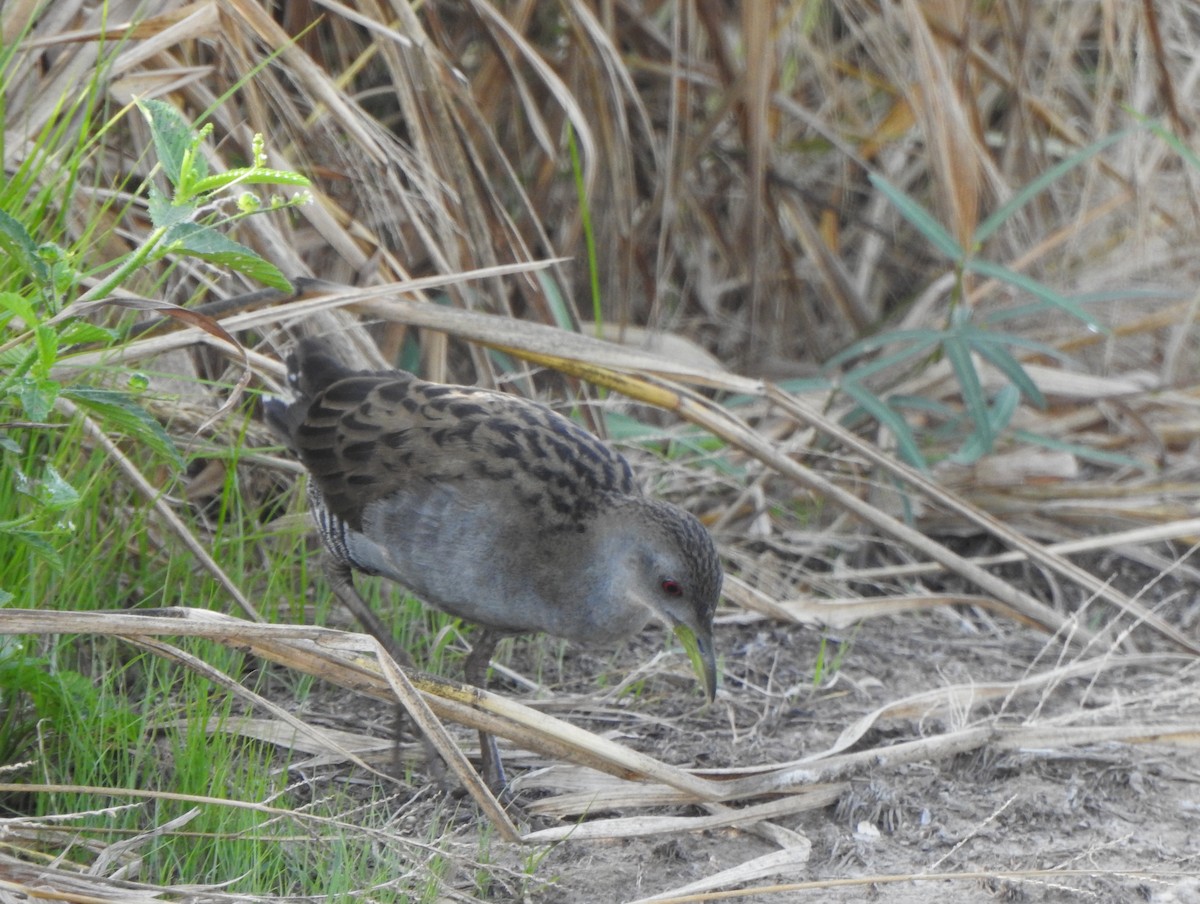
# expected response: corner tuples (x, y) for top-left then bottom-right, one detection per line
(673, 624), (717, 702)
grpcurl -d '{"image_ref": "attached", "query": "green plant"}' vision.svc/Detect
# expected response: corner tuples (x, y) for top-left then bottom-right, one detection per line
(811, 631), (854, 687)
(0, 99), (310, 604)
(0, 642), (99, 771)
(823, 130), (1143, 469)
(0, 83), (324, 888)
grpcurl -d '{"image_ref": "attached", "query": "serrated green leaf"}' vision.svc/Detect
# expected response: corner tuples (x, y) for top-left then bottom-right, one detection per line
(1, 527), (64, 572)
(47, 253), (77, 301)
(162, 222), (291, 290)
(0, 291), (36, 326)
(58, 320), (116, 344)
(147, 184), (195, 229)
(63, 387), (183, 469)
(190, 167), (312, 194)
(12, 376), (59, 421)
(868, 172), (964, 259)
(0, 210), (49, 286)
(33, 325), (57, 375)
(38, 464), (80, 510)
(137, 98), (206, 188)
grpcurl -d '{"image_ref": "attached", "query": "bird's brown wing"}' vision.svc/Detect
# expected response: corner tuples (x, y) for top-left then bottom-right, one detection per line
(291, 372), (638, 533)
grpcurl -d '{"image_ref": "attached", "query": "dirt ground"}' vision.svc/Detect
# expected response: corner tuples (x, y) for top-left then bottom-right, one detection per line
(295, 554), (1200, 904)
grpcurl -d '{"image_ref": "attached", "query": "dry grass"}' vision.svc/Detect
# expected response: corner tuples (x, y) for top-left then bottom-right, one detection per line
(5, 1), (1200, 901)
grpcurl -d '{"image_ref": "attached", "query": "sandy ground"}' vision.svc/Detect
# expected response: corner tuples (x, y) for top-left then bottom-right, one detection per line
(295, 559), (1200, 903)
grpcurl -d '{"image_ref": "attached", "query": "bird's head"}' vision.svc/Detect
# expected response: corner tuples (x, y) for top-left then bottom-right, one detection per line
(619, 499), (722, 701)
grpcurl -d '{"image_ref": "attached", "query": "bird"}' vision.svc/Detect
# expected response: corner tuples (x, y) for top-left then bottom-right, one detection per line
(264, 337), (722, 788)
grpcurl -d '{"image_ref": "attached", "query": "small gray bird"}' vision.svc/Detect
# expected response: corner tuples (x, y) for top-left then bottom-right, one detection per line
(265, 338), (722, 784)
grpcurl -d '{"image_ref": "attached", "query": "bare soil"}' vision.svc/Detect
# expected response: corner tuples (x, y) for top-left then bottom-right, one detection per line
(297, 555), (1200, 904)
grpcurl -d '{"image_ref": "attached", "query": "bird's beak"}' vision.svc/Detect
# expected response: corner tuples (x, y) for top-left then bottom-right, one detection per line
(673, 623), (717, 702)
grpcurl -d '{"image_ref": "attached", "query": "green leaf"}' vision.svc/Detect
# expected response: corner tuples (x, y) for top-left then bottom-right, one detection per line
(162, 222), (291, 290)
(868, 172), (964, 259)
(137, 98), (207, 189)
(1, 526), (64, 572)
(536, 271), (576, 331)
(983, 288), (1166, 325)
(147, 184), (195, 229)
(57, 320), (116, 345)
(942, 332), (992, 450)
(0, 210), (49, 286)
(967, 336), (1047, 409)
(950, 385), (1019, 465)
(823, 328), (944, 370)
(959, 325), (1070, 363)
(974, 128), (1135, 243)
(11, 376), (59, 421)
(63, 387), (183, 469)
(36, 464), (80, 510)
(887, 394), (956, 417)
(831, 334), (942, 384)
(840, 380), (927, 469)
(965, 258), (1104, 330)
(33, 325), (58, 376)
(1012, 428), (1150, 472)
(45, 251), (78, 302)
(0, 291), (37, 327)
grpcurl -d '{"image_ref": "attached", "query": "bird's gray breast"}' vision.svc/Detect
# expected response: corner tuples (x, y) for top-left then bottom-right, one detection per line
(336, 481), (651, 643)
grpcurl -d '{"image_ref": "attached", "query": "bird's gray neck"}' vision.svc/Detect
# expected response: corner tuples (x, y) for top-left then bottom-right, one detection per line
(563, 497), (667, 640)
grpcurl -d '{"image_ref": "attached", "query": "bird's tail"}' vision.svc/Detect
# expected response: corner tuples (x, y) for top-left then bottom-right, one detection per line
(263, 338), (357, 447)
(288, 337), (358, 396)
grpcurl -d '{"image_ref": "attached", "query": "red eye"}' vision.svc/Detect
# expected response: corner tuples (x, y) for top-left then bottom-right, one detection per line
(661, 579), (682, 597)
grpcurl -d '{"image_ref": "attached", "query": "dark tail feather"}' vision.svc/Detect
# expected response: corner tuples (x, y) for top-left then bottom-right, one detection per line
(263, 394), (305, 448)
(265, 338), (356, 447)
(291, 337), (358, 396)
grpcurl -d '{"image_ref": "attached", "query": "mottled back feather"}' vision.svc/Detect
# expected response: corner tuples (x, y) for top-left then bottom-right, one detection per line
(270, 338), (637, 534)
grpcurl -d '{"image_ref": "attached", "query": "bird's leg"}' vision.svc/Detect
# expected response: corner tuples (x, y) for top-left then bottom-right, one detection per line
(322, 557), (445, 781)
(463, 628), (506, 791)
(323, 558), (415, 668)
